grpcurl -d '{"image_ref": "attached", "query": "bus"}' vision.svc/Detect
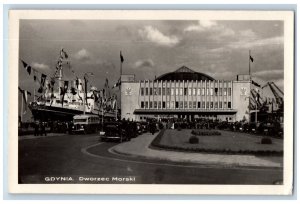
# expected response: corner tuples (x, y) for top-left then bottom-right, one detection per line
(71, 114), (100, 134)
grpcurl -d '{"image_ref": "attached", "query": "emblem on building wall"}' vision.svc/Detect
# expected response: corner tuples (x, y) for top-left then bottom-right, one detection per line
(240, 87), (247, 96)
(125, 87), (132, 95)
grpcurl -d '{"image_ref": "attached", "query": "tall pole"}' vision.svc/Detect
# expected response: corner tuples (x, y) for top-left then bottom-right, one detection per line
(249, 50), (251, 79)
(83, 76), (86, 115)
(120, 51), (123, 120)
(248, 50), (251, 123)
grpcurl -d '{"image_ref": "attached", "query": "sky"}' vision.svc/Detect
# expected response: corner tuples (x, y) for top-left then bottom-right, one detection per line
(18, 19), (284, 119)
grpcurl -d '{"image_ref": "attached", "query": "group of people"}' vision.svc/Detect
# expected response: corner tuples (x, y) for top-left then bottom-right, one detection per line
(33, 121), (47, 136)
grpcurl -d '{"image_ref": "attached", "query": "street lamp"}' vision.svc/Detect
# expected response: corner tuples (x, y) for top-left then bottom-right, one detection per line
(83, 72), (94, 115)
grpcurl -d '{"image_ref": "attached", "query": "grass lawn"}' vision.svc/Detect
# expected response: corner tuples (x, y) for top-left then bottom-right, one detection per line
(158, 129), (283, 152)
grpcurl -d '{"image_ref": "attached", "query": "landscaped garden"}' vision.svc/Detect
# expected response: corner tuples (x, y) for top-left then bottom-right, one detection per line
(151, 129), (283, 155)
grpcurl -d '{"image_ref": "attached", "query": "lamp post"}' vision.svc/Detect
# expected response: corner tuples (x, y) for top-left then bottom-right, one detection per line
(83, 72), (94, 115)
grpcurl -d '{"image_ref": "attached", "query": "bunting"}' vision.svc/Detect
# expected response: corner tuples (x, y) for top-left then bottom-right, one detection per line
(112, 78), (121, 89)
(21, 60), (32, 75)
(18, 87), (32, 114)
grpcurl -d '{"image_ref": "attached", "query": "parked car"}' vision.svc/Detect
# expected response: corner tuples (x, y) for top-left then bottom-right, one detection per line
(99, 122), (130, 142)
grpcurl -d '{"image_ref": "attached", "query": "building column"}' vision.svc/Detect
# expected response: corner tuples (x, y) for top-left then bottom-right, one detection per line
(204, 80), (207, 110)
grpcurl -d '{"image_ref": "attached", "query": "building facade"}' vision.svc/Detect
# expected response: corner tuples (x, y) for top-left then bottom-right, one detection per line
(121, 66), (279, 122)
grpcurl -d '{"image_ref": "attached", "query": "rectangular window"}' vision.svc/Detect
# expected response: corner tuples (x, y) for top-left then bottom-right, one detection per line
(179, 101), (183, 108)
(215, 88), (218, 96)
(219, 88), (222, 96)
(153, 88), (157, 95)
(206, 102), (209, 109)
(197, 88), (201, 96)
(198, 102), (201, 108)
(179, 88), (183, 95)
(224, 102), (227, 108)
(175, 88), (179, 95)
(193, 88), (196, 96)
(141, 101), (144, 108)
(210, 102), (213, 108)
(193, 101), (196, 109)
(158, 101), (161, 108)
(162, 101), (166, 108)
(154, 101), (157, 108)
(188, 88), (192, 96)
(228, 101), (231, 109)
(158, 88), (161, 95)
(228, 88), (231, 96)
(150, 88), (153, 95)
(171, 101), (174, 108)
(141, 88), (144, 96)
(184, 88), (188, 96)
(219, 101), (222, 108)
(224, 88), (227, 96)
(175, 101), (179, 108)
(167, 88), (170, 95)
(162, 88), (165, 95)
(215, 102), (218, 109)
(210, 88), (213, 96)
(145, 88), (148, 95)
(202, 101), (205, 108)
(150, 101), (153, 108)
(184, 101), (188, 108)
(145, 101), (148, 108)
(171, 88), (174, 95)
(206, 88), (209, 96)
(189, 101), (192, 109)
(166, 101), (170, 109)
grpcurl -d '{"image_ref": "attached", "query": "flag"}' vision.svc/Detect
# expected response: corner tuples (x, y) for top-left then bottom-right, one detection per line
(61, 81), (69, 106)
(120, 51), (124, 63)
(112, 78), (121, 89)
(33, 69), (37, 81)
(255, 92), (260, 102)
(71, 87), (77, 95)
(250, 55), (254, 62)
(61, 48), (68, 59)
(19, 87), (31, 114)
(38, 74), (47, 93)
(41, 74), (47, 87)
(251, 80), (261, 87)
(104, 78), (109, 88)
(21, 60), (32, 75)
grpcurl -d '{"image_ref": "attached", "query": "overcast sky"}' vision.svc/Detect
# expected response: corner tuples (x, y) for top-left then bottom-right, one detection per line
(19, 19), (284, 94)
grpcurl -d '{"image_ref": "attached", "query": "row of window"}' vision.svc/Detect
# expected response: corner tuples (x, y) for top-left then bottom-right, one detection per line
(140, 101), (232, 109)
(141, 87), (231, 96)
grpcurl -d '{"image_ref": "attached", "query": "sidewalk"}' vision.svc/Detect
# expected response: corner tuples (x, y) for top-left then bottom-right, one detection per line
(110, 132), (283, 168)
(19, 133), (67, 140)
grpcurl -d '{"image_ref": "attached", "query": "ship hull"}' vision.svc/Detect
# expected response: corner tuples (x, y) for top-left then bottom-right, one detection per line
(29, 104), (116, 122)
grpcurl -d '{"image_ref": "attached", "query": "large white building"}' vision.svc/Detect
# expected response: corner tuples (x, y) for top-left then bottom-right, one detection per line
(121, 66), (282, 122)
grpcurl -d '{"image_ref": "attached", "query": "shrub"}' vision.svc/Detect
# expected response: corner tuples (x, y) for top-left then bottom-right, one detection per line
(189, 136), (199, 144)
(177, 127), (182, 131)
(191, 130), (221, 136)
(261, 137), (272, 144)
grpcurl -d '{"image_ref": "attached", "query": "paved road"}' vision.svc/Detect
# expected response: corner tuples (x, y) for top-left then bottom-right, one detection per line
(19, 133), (283, 184)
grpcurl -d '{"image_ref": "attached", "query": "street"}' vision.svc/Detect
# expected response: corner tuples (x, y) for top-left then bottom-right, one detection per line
(19, 133), (283, 184)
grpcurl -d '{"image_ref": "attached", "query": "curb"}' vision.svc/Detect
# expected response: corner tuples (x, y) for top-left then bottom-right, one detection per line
(110, 145), (283, 170)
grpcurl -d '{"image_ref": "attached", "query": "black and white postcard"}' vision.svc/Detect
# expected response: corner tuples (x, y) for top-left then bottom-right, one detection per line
(9, 10), (294, 194)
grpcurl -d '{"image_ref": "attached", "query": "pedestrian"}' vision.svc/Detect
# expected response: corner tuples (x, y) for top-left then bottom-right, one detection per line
(41, 122), (47, 136)
(34, 121), (39, 136)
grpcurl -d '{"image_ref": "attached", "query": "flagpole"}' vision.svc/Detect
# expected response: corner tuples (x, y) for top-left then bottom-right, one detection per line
(120, 51), (123, 121)
(249, 50), (251, 79)
(248, 50), (251, 123)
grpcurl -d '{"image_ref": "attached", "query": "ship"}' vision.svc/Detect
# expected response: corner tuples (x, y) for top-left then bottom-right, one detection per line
(28, 49), (117, 122)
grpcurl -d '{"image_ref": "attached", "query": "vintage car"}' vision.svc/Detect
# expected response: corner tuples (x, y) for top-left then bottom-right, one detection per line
(99, 122), (131, 142)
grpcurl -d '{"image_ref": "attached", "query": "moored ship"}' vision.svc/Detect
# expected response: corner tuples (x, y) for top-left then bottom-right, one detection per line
(27, 49), (117, 122)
